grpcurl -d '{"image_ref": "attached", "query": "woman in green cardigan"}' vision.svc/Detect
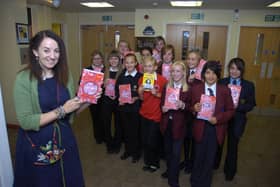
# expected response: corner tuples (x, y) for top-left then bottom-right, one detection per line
(13, 30), (94, 187)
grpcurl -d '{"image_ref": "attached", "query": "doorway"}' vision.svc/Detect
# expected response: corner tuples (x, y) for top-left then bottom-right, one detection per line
(238, 27), (280, 114)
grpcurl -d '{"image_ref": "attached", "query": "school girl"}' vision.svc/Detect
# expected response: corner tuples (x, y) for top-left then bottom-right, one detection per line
(190, 61), (234, 187)
(85, 50), (105, 144)
(102, 50), (123, 153)
(115, 53), (142, 163)
(138, 56), (167, 172)
(161, 61), (190, 187)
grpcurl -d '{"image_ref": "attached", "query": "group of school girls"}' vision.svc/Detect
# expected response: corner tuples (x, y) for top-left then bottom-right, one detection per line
(85, 36), (256, 187)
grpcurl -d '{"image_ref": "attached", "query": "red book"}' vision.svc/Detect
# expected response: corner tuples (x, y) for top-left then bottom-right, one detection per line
(197, 94), (216, 120)
(228, 84), (242, 108)
(163, 87), (180, 110)
(105, 78), (116, 97)
(119, 84), (132, 103)
(77, 69), (104, 104)
(162, 63), (171, 80)
(194, 59), (207, 80)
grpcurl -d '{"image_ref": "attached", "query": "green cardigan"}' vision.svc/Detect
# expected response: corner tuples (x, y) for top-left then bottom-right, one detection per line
(14, 70), (75, 131)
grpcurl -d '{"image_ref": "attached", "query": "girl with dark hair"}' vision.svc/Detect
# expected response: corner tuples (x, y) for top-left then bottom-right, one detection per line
(189, 61), (234, 187)
(13, 30), (93, 187)
(216, 57), (256, 181)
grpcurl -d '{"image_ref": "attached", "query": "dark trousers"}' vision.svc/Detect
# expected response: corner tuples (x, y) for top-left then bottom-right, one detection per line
(213, 144), (223, 169)
(224, 123), (240, 178)
(141, 117), (161, 167)
(213, 121), (240, 178)
(164, 119), (183, 187)
(102, 102), (122, 149)
(120, 111), (140, 158)
(89, 102), (104, 143)
(191, 122), (218, 187)
(183, 117), (195, 171)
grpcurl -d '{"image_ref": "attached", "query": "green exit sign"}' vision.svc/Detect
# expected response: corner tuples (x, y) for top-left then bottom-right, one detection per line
(191, 13), (204, 20)
(102, 15), (112, 22)
(265, 15), (280, 22)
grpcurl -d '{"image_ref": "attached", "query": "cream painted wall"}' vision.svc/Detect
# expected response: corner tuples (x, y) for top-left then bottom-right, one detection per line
(0, 0), (28, 125)
(78, 12), (134, 25)
(66, 13), (80, 85)
(30, 4), (66, 34)
(135, 9), (280, 74)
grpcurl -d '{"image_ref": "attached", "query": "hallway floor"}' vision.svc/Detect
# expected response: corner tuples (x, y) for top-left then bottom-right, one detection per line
(8, 110), (280, 187)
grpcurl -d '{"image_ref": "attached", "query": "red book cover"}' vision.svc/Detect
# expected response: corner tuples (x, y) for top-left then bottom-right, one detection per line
(163, 87), (180, 110)
(105, 78), (116, 97)
(119, 84), (132, 103)
(194, 59), (207, 80)
(77, 69), (104, 104)
(197, 94), (216, 120)
(162, 63), (171, 80)
(228, 84), (242, 108)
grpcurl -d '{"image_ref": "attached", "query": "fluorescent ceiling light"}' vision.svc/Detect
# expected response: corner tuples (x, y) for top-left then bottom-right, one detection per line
(80, 2), (114, 8)
(267, 1), (280, 7)
(170, 1), (203, 7)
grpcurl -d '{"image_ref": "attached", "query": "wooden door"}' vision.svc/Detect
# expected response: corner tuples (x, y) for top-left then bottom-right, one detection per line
(166, 24), (228, 68)
(81, 25), (104, 67)
(238, 27), (280, 110)
(195, 26), (227, 65)
(81, 25), (135, 68)
(166, 24), (196, 61)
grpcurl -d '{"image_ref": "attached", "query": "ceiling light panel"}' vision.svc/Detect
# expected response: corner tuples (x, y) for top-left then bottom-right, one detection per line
(267, 1), (280, 7)
(80, 2), (114, 8)
(170, 1), (203, 7)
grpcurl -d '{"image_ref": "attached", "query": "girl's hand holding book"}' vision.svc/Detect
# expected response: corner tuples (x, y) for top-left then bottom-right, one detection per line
(194, 103), (202, 112)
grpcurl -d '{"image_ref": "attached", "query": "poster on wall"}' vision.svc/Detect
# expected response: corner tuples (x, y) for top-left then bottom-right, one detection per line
(15, 23), (30, 44)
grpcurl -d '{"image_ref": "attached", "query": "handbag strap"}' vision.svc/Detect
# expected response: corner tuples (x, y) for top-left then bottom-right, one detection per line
(25, 82), (60, 147)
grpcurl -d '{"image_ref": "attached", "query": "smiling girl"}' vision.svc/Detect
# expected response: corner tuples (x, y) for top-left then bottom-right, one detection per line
(160, 61), (190, 187)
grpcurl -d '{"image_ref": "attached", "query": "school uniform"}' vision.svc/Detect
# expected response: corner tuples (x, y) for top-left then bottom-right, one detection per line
(115, 69), (142, 160)
(161, 84), (190, 187)
(84, 65), (105, 144)
(182, 69), (202, 173)
(215, 77), (256, 180)
(139, 73), (167, 169)
(190, 82), (234, 187)
(102, 69), (122, 153)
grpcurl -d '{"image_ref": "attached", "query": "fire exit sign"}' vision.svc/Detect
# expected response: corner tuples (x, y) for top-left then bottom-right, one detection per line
(102, 15), (112, 22)
(265, 15), (280, 22)
(191, 13), (204, 20)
